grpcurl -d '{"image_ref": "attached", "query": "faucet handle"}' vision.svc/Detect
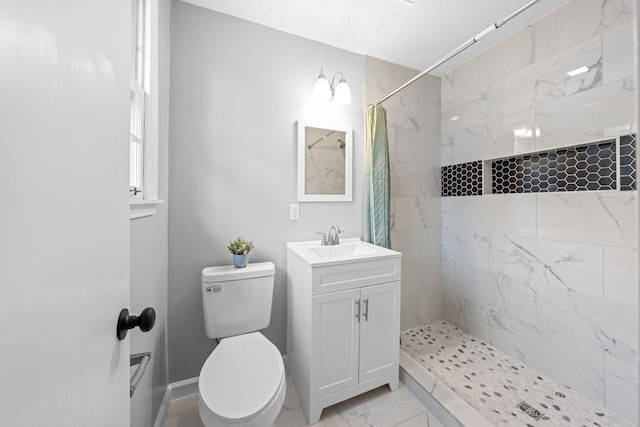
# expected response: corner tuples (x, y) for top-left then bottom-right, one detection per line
(316, 232), (328, 246)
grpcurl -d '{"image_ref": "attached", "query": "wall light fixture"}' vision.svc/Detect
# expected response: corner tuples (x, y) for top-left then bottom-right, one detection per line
(313, 68), (352, 105)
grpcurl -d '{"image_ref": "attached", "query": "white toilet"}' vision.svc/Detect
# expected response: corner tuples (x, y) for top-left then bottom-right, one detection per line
(198, 262), (286, 427)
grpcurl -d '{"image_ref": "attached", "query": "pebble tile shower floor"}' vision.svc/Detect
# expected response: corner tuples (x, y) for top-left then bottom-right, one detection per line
(401, 320), (633, 427)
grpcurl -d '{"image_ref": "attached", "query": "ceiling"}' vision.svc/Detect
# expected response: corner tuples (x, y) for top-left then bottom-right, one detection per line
(180, 0), (567, 75)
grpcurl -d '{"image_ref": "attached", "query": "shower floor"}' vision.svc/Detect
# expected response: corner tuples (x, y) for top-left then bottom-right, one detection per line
(400, 320), (633, 427)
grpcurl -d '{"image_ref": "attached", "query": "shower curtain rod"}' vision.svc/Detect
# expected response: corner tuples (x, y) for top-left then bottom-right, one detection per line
(372, 0), (542, 106)
(307, 130), (336, 149)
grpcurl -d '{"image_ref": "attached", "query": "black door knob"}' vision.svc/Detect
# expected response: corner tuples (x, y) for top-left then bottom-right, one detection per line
(117, 307), (156, 340)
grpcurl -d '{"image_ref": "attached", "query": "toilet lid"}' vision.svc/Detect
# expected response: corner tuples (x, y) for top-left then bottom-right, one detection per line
(199, 332), (284, 423)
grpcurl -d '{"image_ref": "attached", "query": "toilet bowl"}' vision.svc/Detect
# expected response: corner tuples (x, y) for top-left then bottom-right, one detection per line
(198, 332), (286, 427)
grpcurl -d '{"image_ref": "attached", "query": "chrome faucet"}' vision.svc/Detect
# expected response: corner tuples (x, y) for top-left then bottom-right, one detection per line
(316, 226), (343, 246)
(327, 225), (342, 246)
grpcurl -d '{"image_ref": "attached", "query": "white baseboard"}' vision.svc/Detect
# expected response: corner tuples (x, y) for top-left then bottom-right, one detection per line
(153, 377), (199, 427)
(170, 376), (200, 400)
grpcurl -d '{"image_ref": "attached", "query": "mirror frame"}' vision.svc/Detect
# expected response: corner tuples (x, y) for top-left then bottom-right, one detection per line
(297, 118), (353, 202)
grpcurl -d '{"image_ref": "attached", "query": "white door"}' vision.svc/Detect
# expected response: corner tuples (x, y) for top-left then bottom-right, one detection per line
(359, 282), (400, 383)
(0, 1), (132, 426)
(310, 289), (360, 399)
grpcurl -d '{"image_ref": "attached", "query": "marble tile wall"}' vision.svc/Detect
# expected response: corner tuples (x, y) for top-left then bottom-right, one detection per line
(440, 0), (638, 423)
(364, 56), (442, 331)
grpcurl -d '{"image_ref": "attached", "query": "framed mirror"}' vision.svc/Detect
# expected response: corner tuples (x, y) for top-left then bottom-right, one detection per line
(297, 119), (353, 202)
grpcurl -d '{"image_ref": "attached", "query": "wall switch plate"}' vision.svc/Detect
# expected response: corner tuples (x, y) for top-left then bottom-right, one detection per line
(289, 203), (300, 220)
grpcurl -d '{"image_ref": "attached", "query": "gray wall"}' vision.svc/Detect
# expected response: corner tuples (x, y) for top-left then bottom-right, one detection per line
(168, 1), (365, 382)
(130, 0), (171, 425)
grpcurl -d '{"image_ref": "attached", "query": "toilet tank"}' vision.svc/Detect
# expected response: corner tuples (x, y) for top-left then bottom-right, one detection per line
(201, 261), (275, 339)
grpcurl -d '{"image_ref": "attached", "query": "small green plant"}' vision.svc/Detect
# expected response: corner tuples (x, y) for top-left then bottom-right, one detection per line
(226, 237), (254, 255)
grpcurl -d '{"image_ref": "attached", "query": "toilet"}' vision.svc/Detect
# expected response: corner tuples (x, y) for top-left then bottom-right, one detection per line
(198, 262), (286, 427)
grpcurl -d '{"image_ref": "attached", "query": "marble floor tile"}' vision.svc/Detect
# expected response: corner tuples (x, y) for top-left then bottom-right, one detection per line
(396, 411), (445, 427)
(163, 394), (203, 427)
(163, 374), (434, 427)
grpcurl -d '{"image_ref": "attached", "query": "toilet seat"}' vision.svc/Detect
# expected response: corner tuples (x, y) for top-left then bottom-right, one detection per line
(198, 332), (285, 426)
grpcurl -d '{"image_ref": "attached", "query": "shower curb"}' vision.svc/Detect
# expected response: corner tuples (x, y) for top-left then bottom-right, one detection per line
(400, 349), (495, 427)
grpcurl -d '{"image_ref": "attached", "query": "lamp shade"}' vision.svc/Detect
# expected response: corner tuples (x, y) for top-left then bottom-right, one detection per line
(333, 79), (352, 105)
(313, 76), (332, 102)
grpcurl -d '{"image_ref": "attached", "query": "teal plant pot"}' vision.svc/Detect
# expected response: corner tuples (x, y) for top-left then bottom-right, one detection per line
(233, 254), (248, 268)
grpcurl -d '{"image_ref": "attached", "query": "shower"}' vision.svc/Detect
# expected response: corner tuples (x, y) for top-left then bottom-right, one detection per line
(364, 0), (639, 424)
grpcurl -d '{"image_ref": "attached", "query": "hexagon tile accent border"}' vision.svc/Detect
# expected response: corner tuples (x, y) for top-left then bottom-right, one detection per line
(440, 134), (636, 197)
(441, 161), (483, 196)
(492, 139), (617, 194)
(620, 134), (637, 191)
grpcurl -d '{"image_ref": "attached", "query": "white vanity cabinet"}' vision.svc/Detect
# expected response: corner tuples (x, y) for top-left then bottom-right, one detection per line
(287, 239), (401, 424)
(311, 281), (400, 398)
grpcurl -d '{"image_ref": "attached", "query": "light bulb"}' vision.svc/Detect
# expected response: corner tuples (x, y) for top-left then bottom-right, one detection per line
(333, 78), (352, 105)
(313, 69), (332, 102)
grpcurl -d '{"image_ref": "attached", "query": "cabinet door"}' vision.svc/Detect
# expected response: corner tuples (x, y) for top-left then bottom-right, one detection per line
(311, 288), (360, 399)
(358, 281), (400, 383)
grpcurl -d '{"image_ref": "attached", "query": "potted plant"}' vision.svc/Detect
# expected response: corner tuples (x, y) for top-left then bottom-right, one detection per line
(226, 237), (254, 268)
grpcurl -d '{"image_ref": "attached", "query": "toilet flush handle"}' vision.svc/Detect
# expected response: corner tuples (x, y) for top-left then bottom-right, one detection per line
(116, 307), (156, 340)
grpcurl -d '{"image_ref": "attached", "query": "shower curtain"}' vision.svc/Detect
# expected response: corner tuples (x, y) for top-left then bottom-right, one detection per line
(364, 104), (390, 248)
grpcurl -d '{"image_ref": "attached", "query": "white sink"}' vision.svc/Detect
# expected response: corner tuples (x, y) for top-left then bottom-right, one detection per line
(307, 243), (379, 258)
(287, 238), (401, 266)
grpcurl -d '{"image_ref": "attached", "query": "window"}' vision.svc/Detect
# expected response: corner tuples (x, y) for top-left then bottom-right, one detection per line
(129, 0), (162, 218)
(129, 81), (145, 198)
(130, 0), (148, 199)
